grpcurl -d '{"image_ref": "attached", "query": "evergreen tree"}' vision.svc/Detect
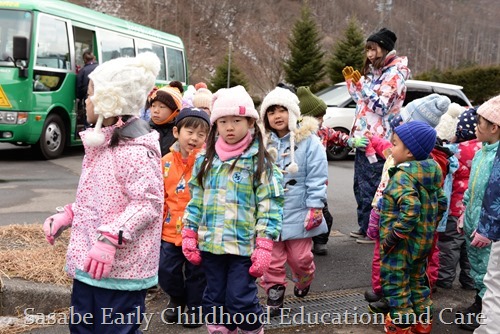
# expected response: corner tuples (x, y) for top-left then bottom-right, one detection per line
(327, 17), (365, 84)
(283, 4), (325, 91)
(208, 54), (249, 92)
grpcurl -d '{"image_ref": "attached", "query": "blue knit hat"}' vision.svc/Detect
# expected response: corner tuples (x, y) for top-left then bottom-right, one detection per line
(394, 121), (437, 161)
(175, 107), (210, 127)
(455, 107), (477, 142)
(399, 94), (450, 128)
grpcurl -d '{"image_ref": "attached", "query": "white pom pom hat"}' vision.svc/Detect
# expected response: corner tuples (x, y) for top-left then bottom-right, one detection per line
(84, 52), (160, 146)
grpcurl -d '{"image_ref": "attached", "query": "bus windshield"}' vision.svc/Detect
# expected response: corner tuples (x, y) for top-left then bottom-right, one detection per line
(0, 9), (32, 65)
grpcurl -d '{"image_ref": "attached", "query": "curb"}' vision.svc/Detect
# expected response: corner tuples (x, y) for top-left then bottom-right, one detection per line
(0, 277), (70, 316)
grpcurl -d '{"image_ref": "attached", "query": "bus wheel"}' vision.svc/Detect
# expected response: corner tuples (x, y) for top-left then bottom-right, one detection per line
(33, 114), (66, 159)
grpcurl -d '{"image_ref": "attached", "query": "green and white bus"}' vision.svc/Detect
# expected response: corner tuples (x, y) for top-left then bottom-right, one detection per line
(0, 0), (188, 159)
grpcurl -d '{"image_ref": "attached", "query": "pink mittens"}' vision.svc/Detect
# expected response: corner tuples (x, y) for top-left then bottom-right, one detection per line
(83, 240), (116, 280)
(249, 237), (274, 278)
(470, 230), (491, 248)
(366, 208), (380, 240)
(304, 208), (323, 231)
(43, 204), (74, 245)
(182, 228), (202, 265)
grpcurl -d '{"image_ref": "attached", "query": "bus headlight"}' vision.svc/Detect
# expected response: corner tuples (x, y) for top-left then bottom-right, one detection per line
(0, 111), (28, 124)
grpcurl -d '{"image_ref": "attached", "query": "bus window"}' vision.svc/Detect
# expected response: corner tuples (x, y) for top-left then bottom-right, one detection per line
(36, 15), (70, 70)
(166, 47), (185, 83)
(0, 10), (32, 63)
(74, 27), (95, 70)
(136, 39), (166, 81)
(100, 30), (134, 62)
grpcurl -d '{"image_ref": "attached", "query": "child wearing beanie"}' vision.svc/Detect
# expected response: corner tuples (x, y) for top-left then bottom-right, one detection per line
(296, 86), (368, 255)
(435, 107), (480, 294)
(455, 95), (500, 331)
(376, 120), (448, 334)
(158, 107), (210, 328)
(182, 86), (284, 334)
(148, 80), (184, 156)
(342, 27), (411, 244)
(42, 52), (164, 333)
(259, 86), (328, 317)
(365, 94), (450, 319)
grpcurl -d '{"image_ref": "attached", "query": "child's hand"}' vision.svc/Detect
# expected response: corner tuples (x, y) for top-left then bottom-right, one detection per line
(470, 230), (491, 248)
(382, 231), (403, 254)
(182, 228), (202, 265)
(249, 237), (274, 278)
(347, 137), (369, 148)
(366, 209), (380, 240)
(83, 239), (116, 280)
(304, 208), (323, 231)
(456, 214), (464, 235)
(43, 204), (74, 245)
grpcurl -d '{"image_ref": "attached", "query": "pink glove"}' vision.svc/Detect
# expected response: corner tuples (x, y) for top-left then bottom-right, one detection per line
(457, 214), (464, 235)
(366, 209), (380, 240)
(43, 204), (74, 245)
(249, 237), (274, 278)
(83, 240), (116, 280)
(470, 230), (491, 248)
(182, 228), (202, 265)
(304, 208), (323, 231)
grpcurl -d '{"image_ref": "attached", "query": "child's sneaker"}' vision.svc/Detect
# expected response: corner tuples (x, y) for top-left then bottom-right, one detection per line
(294, 285), (310, 298)
(364, 289), (383, 302)
(368, 299), (390, 314)
(384, 314), (413, 334)
(266, 284), (285, 317)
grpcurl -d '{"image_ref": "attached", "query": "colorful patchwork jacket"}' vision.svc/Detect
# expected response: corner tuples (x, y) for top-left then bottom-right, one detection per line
(477, 144), (500, 242)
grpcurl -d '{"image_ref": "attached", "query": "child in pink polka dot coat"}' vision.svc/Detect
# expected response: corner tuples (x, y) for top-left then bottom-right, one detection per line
(42, 52), (164, 333)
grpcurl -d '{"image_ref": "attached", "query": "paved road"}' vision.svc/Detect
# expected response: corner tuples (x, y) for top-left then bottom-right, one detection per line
(0, 144), (476, 333)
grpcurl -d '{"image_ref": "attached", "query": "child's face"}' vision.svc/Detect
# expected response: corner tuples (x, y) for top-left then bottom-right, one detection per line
(85, 80), (98, 124)
(391, 132), (413, 165)
(150, 101), (175, 124)
(216, 116), (254, 145)
(173, 125), (208, 158)
(266, 106), (289, 138)
(475, 115), (500, 144)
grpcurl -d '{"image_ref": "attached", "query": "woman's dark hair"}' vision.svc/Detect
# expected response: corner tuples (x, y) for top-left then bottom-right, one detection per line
(195, 119), (273, 188)
(362, 41), (390, 76)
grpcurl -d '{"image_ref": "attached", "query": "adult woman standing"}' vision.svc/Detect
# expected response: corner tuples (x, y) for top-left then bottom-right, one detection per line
(343, 28), (410, 243)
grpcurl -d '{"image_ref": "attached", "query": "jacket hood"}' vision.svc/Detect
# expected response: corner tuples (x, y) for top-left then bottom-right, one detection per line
(383, 52), (410, 80)
(390, 159), (443, 193)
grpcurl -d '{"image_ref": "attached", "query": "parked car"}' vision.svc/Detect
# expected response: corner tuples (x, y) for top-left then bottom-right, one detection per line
(319, 80), (473, 160)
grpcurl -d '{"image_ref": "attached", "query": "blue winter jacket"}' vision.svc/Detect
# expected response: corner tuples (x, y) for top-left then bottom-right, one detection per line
(477, 145), (500, 242)
(264, 116), (328, 240)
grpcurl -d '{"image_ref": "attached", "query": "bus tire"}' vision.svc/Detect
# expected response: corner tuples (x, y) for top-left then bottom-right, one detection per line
(33, 114), (66, 159)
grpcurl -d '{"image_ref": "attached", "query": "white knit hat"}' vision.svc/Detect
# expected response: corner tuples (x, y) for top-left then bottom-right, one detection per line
(193, 88), (213, 110)
(210, 86), (259, 124)
(435, 102), (465, 141)
(260, 86), (301, 173)
(85, 52), (160, 146)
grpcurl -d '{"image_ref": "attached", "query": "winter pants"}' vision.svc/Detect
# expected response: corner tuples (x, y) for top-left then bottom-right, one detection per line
(427, 233), (440, 289)
(70, 279), (147, 334)
(353, 150), (384, 234)
(437, 216), (474, 288)
(260, 238), (315, 291)
(313, 201), (333, 245)
(474, 241), (500, 334)
(158, 241), (206, 308)
(380, 241), (433, 323)
(372, 234), (438, 295)
(201, 252), (263, 332)
(464, 230), (491, 298)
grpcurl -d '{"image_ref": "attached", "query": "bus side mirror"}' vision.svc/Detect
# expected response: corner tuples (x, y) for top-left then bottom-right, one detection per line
(13, 36), (29, 78)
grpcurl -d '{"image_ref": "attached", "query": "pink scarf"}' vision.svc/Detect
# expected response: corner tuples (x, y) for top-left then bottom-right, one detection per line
(215, 131), (253, 161)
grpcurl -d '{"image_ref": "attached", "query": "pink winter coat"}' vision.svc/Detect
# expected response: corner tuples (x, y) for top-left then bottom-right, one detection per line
(66, 123), (164, 290)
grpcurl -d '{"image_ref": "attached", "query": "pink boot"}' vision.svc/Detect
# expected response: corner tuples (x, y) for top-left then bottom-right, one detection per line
(206, 324), (238, 334)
